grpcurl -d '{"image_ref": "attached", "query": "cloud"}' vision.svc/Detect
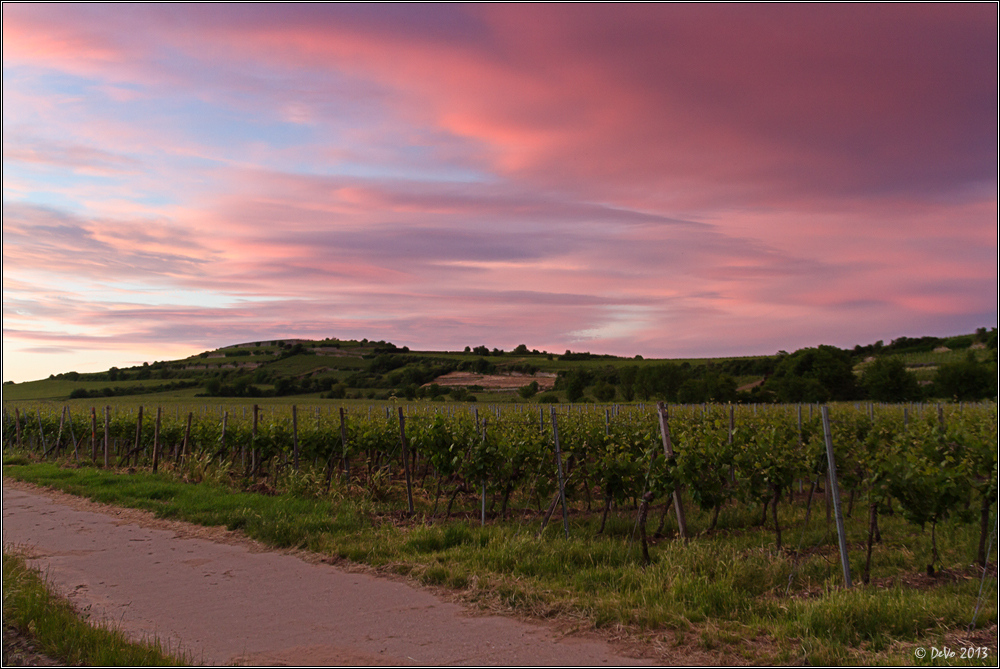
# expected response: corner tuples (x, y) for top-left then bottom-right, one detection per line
(2, 5), (995, 381)
(2, 202), (216, 280)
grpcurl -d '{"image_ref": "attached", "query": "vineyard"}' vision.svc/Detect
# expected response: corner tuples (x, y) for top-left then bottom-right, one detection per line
(5, 400), (996, 574)
(3, 399), (997, 663)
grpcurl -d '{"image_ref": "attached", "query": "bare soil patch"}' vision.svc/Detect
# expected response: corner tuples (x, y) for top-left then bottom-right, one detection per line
(429, 371), (557, 391)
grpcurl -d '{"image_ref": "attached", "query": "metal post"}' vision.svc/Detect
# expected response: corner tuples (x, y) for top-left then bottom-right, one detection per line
(822, 406), (853, 588)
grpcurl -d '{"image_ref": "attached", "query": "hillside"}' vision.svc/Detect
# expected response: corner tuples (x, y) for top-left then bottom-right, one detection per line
(3, 329), (996, 404)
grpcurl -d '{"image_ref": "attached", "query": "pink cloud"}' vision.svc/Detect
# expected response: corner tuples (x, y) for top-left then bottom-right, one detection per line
(2, 5), (995, 381)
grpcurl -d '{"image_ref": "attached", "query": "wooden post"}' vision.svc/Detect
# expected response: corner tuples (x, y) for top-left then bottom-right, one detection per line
(90, 407), (97, 462)
(36, 410), (48, 455)
(251, 404), (259, 475)
(103, 406), (111, 467)
(292, 405), (300, 471)
(481, 420), (488, 527)
(656, 402), (688, 539)
(181, 412), (193, 464)
(550, 407), (570, 539)
(14, 408), (23, 449)
(797, 404), (803, 444)
(398, 408), (414, 515)
(729, 404), (735, 445)
(55, 406), (67, 456)
(152, 407), (162, 472)
(220, 411), (228, 459)
(66, 407), (78, 460)
(339, 407), (349, 479)
(131, 406), (143, 467)
(822, 406), (853, 588)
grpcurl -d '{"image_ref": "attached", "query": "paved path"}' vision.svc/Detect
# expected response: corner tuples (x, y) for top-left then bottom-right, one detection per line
(2, 482), (654, 666)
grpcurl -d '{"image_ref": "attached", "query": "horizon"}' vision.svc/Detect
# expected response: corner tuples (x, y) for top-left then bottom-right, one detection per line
(3, 5), (997, 384)
(7, 327), (992, 386)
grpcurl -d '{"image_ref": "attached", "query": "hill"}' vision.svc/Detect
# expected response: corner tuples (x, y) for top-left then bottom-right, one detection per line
(3, 329), (996, 404)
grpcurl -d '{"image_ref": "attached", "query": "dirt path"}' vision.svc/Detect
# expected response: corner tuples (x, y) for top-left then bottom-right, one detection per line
(2, 481), (659, 666)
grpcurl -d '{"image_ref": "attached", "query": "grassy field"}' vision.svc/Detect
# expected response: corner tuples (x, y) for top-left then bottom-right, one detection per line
(3, 453), (996, 666)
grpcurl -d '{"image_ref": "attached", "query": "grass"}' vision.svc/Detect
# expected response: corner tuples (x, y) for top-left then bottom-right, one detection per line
(3, 454), (996, 665)
(2, 549), (188, 666)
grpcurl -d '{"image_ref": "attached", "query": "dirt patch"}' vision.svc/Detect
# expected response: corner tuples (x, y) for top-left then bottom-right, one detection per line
(2, 625), (65, 667)
(736, 378), (765, 392)
(429, 371), (557, 391)
(313, 348), (364, 357)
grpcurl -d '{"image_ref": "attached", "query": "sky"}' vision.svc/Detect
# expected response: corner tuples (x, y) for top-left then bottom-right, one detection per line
(3, 4), (997, 383)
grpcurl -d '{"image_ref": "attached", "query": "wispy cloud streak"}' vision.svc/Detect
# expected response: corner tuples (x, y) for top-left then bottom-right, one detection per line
(2, 5), (995, 381)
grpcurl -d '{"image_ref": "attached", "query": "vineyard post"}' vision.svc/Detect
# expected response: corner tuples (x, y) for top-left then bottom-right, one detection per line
(181, 412), (193, 464)
(15, 408), (23, 448)
(729, 405), (735, 445)
(656, 402), (688, 539)
(605, 409), (610, 436)
(339, 407), (350, 480)
(550, 407), (570, 539)
(480, 420), (487, 527)
(55, 406), (67, 456)
(103, 406), (111, 467)
(131, 406), (143, 468)
(90, 407), (97, 462)
(152, 407), (162, 472)
(67, 408), (79, 460)
(937, 404), (945, 432)
(292, 405), (299, 471)
(728, 404), (736, 484)
(37, 410), (48, 455)
(398, 407), (415, 515)
(251, 404), (259, 476)
(797, 404), (803, 493)
(220, 411), (228, 460)
(821, 406), (853, 588)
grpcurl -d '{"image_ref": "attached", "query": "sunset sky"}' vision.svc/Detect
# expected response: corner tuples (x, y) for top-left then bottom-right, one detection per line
(3, 4), (997, 383)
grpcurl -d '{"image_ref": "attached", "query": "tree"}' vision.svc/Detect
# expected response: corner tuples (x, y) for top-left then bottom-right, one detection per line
(763, 345), (857, 402)
(934, 351), (996, 400)
(861, 356), (921, 401)
(592, 381), (616, 402)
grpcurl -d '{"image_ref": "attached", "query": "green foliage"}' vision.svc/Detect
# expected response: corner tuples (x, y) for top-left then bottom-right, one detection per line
(860, 356), (922, 402)
(764, 346), (858, 402)
(933, 351), (997, 401)
(518, 380), (539, 399)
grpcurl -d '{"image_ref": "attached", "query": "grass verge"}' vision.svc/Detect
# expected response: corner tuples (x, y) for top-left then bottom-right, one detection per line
(3, 455), (996, 665)
(2, 549), (188, 666)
